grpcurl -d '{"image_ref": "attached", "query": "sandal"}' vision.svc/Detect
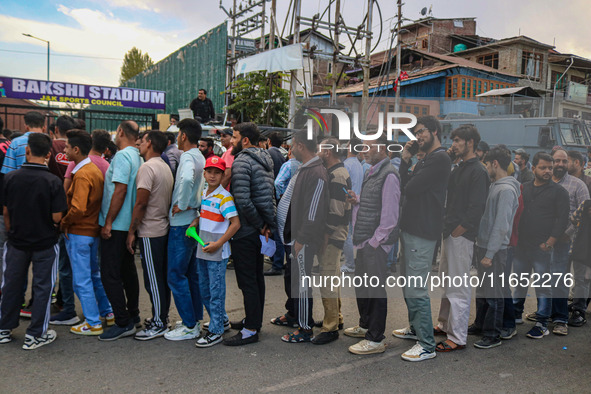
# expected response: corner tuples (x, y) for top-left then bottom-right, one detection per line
(433, 327), (446, 336)
(281, 330), (313, 343)
(271, 315), (298, 328)
(435, 340), (466, 352)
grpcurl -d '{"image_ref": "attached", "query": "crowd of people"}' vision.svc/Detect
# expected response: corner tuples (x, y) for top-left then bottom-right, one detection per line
(0, 112), (589, 363)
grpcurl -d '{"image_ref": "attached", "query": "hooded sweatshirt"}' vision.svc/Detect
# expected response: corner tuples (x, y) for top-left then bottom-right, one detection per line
(476, 175), (521, 259)
(230, 147), (276, 239)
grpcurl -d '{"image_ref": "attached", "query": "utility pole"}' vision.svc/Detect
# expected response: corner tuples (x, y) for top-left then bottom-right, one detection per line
(260, 0), (266, 51)
(394, 0), (402, 114)
(394, 0), (402, 113)
(331, 0), (341, 106)
(360, 0), (374, 130)
(269, 0), (276, 50)
(288, 0), (301, 129)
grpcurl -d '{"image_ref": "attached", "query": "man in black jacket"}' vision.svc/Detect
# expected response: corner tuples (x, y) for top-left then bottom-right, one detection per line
(512, 152), (569, 339)
(224, 122), (276, 346)
(393, 115), (451, 362)
(434, 125), (489, 352)
(189, 89), (215, 123)
(274, 130), (328, 343)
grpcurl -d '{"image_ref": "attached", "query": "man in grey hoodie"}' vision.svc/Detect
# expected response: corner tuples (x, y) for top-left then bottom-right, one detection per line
(471, 146), (520, 349)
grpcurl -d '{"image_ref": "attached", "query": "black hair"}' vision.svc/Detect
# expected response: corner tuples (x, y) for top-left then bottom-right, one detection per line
(269, 132), (282, 148)
(74, 118), (86, 130)
(91, 129), (111, 153)
(24, 111), (45, 129)
(170, 114), (180, 121)
(348, 137), (362, 155)
(56, 115), (75, 136)
(450, 125), (481, 152)
(10, 132), (23, 140)
(483, 145), (511, 171)
(551, 146), (567, 157)
(293, 129), (317, 153)
(146, 131), (167, 154)
(532, 152), (553, 167)
(0, 117), (3, 131)
(177, 118), (202, 144)
(233, 122), (260, 145)
(515, 151), (530, 163)
(567, 150), (585, 166)
(106, 140), (118, 155)
(165, 131), (176, 145)
(200, 137), (214, 148)
(28, 132), (52, 157)
(48, 122), (55, 134)
(119, 120), (139, 140)
(2, 129), (12, 139)
(415, 115), (442, 142)
(66, 129), (92, 156)
(199, 88), (207, 95)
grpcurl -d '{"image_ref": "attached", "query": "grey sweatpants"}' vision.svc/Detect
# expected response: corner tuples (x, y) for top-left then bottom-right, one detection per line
(0, 243), (58, 337)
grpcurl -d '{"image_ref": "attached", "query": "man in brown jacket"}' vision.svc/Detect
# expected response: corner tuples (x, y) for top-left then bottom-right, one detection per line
(61, 130), (113, 336)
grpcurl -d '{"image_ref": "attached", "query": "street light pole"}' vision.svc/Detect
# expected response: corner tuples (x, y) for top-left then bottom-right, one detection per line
(22, 33), (50, 81)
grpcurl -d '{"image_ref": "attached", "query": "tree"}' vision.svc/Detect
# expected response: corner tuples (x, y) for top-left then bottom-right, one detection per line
(227, 71), (290, 127)
(119, 47), (154, 85)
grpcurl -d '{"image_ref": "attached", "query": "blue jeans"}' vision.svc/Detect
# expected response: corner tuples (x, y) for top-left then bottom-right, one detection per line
(197, 258), (228, 335)
(65, 234), (112, 326)
(58, 235), (76, 315)
(512, 245), (552, 327)
(271, 229), (285, 271)
(551, 240), (571, 324)
(167, 225), (202, 328)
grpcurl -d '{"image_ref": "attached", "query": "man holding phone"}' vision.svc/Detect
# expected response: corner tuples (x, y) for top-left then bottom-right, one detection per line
(393, 116), (452, 362)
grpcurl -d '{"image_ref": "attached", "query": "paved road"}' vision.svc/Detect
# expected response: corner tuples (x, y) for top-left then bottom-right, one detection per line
(1, 259), (589, 393)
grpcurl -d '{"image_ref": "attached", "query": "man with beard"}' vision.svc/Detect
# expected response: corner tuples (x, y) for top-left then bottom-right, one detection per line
(567, 150), (591, 194)
(513, 149), (534, 184)
(224, 122), (275, 346)
(512, 152), (569, 339)
(312, 138), (350, 345)
(531, 148), (588, 336)
(393, 116), (451, 362)
(275, 130), (328, 343)
(344, 135), (400, 354)
(434, 126), (489, 353)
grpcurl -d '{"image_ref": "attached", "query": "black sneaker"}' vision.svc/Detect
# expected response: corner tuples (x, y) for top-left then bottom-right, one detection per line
(203, 319), (230, 332)
(230, 318), (246, 330)
(467, 324), (482, 335)
(49, 311), (81, 326)
(98, 322), (136, 341)
(0, 329), (12, 344)
(311, 331), (339, 345)
(133, 315), (142, 328)
(223, 331), (259, 346)
(226, 261), (235, 270)
(568, 310), (587, 327)
(263, 268), (282, 276)
(474, 336), (502, 349)
(195, 331), (223, 347)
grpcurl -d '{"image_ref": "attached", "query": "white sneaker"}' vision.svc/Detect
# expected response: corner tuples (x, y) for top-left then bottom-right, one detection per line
(348, 339), (385, 355)
(392, 326), (418, 340)
(164, 322), (201, 341)
(0, 329), (12, 344)
(134, 324), (169, 341)
(343, 325), (368, 338)
(22, 329), (57, 350)
(401, 342), (436, 362)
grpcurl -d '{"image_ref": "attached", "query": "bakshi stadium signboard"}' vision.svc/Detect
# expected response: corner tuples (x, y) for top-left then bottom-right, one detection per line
(0, 76), (166, 110)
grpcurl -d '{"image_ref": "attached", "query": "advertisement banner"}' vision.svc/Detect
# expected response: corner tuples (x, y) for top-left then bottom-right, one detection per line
(0, 76), (166, 110)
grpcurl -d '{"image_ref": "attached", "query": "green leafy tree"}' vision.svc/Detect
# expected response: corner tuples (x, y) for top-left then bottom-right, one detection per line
(227, 71), (289, 127)
(119, 47), (154, 85)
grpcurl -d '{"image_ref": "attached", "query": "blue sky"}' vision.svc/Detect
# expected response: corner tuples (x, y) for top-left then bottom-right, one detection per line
(1, 0), (589, 87)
